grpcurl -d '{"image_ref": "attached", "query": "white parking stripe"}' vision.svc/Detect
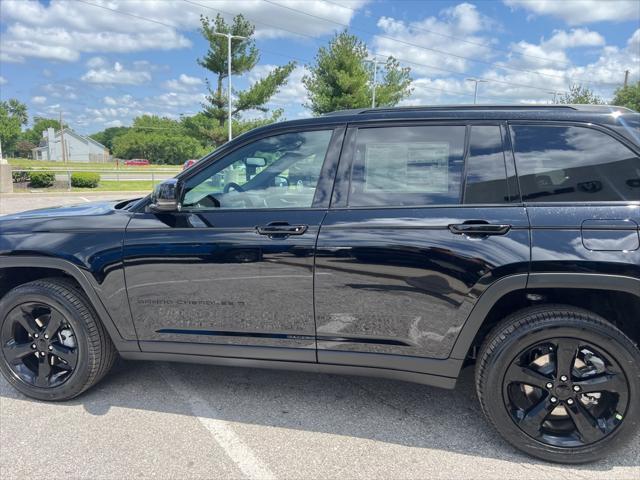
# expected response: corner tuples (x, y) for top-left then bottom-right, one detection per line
(158, 364), (276, 480)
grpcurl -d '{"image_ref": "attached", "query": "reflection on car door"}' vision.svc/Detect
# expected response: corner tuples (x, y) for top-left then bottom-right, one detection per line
(123, 127), (344, 362)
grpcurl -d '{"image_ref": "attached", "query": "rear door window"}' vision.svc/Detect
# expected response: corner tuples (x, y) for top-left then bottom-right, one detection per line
(347, 125), (466, 207)
(510, 125), (640, 202)
(464, 126), (510, 204)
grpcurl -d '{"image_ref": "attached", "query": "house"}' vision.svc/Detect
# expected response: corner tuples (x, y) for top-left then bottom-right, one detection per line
(32, 128), (110, 162)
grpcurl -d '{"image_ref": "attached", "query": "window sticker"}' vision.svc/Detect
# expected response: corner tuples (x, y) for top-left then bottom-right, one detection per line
(364, 142), (450, 192)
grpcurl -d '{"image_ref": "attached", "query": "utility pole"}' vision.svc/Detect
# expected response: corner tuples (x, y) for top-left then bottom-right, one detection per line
(207, 30), (247, 142)
(466, 78), (488, 104)
(548, 91), (558, 104)
(365, 58), (380, 108)
(624, 69), (629, 87)
(59, 111), (66, 163)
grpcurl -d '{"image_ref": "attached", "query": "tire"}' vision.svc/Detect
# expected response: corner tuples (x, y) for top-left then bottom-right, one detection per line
(475, 304), (640, 463)
(0, 278), (117, 401)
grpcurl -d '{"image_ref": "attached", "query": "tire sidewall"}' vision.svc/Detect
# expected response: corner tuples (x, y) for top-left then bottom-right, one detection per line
(0, 285), (93, 401)
(483, 317), (640, 463)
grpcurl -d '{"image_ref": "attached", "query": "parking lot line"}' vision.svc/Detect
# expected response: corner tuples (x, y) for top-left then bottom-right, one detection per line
(158, 364), (277, 480)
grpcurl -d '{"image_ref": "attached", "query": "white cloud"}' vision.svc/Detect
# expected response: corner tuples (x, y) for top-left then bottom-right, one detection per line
(81, 61), (152, 85)
(163, 74), (203, 91)
(373, 3), (498, 77)
(42, 83), (78, 100)
(504, 0), (640, 25)
(0, 0), (367, 62)
(86, 56), (107, 68)
(31, 96), (47, 105)
(104, 120), (124, 128)
(0, 76), (7, 85)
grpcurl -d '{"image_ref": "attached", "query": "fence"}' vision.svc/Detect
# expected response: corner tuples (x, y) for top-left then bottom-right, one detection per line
(10, 168), (178, 192)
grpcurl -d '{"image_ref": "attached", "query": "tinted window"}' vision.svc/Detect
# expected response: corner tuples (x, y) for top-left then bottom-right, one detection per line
(182, 130), (333, 209)
(348, 126), (466, 207)
(464, 126), (509, 204)
(510, 125), (640, 202)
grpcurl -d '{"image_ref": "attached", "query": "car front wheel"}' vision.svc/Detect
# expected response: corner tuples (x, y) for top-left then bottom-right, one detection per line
(0, 278), (116, 401)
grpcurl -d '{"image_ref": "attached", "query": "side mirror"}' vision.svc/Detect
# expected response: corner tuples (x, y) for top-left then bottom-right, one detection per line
(149, 178), (183, 212)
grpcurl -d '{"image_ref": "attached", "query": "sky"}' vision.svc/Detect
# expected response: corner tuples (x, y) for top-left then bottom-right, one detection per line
(0, 0), (639, 135)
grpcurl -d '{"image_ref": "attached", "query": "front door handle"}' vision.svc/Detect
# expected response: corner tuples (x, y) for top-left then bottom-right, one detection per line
(449, 222), (511, 236)
(256, 222), (308, 237)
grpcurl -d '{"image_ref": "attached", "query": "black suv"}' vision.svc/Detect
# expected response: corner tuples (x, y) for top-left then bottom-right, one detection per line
(1, 105), (639, 463)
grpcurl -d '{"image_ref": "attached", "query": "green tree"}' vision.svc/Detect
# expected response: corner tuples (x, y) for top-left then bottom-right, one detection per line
(112, 115), (206, 164)
(0, 99), (27, 156)
(303, 31), (413, 115)
(555, 84), (604, 105)
(198, 14), (295, 145)
(612, 81), (640, 112)
(22, 117), (67, 145)
(181, 110), (284, 148)
(90, 126), (130, 151)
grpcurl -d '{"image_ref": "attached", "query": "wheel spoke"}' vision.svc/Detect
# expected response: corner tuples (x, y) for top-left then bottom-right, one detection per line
(14, 309), (40, 336)
(518, 397), (555, 438)
(555, 339), (580, 379)
(2, 341), (35, 364)
(505, 363), (552, 389)
(566, 401), (604, 443)
(43, 311), (64, 339)
(50, 344), (77, 369)
(35, 355), (52, 387)
(575, 372), (626, 395)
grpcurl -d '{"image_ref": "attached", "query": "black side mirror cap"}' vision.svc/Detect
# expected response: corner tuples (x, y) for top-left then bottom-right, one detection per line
(148, 178), (183, 213)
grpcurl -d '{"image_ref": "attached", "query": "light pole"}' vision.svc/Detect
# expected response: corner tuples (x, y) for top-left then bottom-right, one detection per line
(209, 31), (247, 142)
(466, 78), (488, 104)
(364, 58), (381, 108)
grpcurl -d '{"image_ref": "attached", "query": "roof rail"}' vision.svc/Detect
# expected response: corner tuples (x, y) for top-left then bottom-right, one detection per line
(323, 104), (635, 117)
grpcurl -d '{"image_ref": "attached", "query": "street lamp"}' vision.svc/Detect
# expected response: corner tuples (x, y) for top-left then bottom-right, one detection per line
(208, 31), (247, 142)
(466, 78), (488, 104)
(364, 58), (381, 108)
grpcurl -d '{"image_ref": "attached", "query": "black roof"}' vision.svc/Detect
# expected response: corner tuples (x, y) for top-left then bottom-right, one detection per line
(258, 104), (636, 130)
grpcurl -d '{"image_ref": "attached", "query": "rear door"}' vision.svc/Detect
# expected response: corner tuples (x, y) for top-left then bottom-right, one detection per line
(509, 122), (640, 279)
(314, 122), (531, 373)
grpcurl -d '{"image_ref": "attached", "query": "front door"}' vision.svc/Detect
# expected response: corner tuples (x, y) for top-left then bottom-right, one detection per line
(314, 123), (531, 373)
(124, 127), (343, 362)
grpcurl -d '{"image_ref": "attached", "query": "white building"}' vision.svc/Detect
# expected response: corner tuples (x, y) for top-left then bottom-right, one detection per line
(32, 128), (110, 162)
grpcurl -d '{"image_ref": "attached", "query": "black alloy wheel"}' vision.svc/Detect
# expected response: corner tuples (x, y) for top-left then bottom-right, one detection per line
(1, 302), (78, 388)
(503, 338), (628, 447)
(476, 305), (640, 463)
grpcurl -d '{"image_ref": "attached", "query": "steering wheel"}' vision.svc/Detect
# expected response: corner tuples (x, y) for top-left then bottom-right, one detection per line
(224, 182), (244, 193)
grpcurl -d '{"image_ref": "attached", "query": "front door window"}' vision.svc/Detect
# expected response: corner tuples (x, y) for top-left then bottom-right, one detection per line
(182, 130), (334, 210)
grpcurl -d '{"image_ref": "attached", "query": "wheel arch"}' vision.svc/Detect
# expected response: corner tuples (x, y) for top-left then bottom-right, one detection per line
(0, 256), (139, 352)
(451, 273), (640, 363)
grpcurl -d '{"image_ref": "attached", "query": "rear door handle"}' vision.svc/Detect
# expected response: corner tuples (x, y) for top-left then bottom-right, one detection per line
(256, 222), (308, 237)
(448, 222), (511, 236)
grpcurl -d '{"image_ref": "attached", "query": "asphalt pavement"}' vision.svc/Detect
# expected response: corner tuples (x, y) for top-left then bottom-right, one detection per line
(0, 193), (638, 480)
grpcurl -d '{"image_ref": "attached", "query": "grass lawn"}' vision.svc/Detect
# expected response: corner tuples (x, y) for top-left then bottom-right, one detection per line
(77, 180), (155, 192)
(8, 158), (181, 172)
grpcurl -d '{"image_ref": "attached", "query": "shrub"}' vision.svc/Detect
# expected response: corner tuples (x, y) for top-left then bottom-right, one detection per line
(12, 171), (30, 183)
(29, 171), (55, 188)
(71, 172), (100, 188)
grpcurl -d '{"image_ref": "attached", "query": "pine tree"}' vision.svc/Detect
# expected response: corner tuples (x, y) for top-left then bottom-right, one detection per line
(198, 14), (295, 145)
(303, 31), (413, 115)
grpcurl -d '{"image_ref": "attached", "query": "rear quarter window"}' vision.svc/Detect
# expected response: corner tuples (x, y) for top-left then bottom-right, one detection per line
(510, 125), (640, 202)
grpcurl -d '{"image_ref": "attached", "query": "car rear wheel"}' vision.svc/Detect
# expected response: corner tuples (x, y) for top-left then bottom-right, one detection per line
(0, 278), (116, 401)
(475, 305), (640, 463)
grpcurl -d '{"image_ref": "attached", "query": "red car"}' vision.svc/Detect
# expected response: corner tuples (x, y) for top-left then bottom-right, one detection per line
(124, 159), (150, 166)
(182, 159), (198, 170)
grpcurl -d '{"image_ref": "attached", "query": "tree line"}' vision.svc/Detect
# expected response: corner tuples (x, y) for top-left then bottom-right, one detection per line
(1, 14), (638, 164)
